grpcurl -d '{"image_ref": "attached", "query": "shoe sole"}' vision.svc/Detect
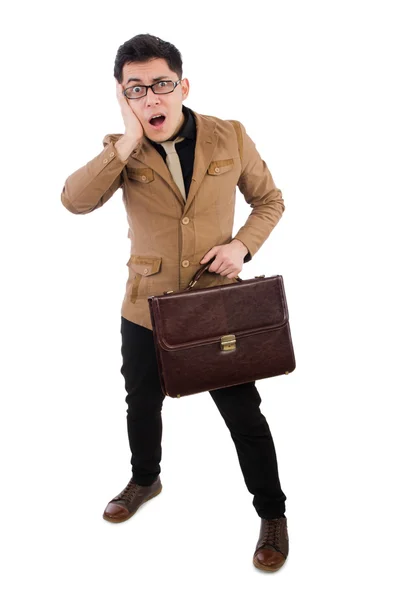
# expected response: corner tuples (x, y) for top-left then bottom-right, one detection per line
(102, 484), (162, 523)
(253, 554), (286, 572)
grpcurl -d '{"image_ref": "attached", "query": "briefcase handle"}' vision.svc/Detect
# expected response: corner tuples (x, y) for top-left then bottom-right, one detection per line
(184, 256), (243, 291)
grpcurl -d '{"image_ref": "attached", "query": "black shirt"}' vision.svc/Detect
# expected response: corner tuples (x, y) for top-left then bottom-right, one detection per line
(148, 103), (196, 199)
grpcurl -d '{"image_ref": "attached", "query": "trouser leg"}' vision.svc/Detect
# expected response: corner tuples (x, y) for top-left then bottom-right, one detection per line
(209, 381), (287, 519)
(120, 317), (165, 485)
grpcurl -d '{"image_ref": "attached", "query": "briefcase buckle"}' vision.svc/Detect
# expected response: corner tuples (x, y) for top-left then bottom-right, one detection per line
(220, 334), (236, 352)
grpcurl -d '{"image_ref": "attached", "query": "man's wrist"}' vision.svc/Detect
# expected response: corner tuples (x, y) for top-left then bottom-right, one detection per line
(230, 238), (249, 255)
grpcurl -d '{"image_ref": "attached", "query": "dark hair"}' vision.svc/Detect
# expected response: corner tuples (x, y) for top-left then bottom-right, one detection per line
(113, 33), (183, 83)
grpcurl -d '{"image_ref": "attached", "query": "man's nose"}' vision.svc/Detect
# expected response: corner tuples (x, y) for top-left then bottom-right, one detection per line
(146, 86), (160, 105)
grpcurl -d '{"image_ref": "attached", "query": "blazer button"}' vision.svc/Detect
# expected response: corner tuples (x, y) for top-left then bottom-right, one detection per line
(143, 267), (148, 274)
(103, 158), (108, 164)
(182, 260), (190, 267)
(214, 166), (220, 173)
(142, 175), (147, 181)
(182, 217), (189, 224)
(109, 152), (115, 157)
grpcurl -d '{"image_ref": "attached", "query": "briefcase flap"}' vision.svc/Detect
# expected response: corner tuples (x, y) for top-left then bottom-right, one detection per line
(149, 275), (289, 351)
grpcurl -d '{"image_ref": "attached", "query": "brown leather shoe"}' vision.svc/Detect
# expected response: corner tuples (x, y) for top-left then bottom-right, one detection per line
(103, 476), (162, 523)
(253, 516), (289, 572)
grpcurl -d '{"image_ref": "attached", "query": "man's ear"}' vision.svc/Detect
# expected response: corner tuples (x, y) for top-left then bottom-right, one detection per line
(182, 78), (190, 100)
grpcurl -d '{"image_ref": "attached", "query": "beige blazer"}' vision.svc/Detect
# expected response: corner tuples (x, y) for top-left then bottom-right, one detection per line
(61, 109), (285, 330)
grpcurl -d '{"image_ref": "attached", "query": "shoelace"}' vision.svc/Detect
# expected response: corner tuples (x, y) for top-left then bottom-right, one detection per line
(258, 518), (283, 550)
(113, 478), (139, 503)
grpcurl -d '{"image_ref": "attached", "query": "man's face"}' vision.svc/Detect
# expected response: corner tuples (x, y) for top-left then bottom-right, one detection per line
(121, 58), (190, 143)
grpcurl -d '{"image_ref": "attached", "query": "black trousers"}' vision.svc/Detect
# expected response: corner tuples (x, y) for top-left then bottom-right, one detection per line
(120, 316), (287, 519)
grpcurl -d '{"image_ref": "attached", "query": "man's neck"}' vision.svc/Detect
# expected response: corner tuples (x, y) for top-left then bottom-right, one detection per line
(169, 110), (187, 140)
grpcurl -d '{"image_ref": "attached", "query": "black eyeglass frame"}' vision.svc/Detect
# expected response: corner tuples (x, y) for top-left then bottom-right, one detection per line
(122, 79), (182, 99)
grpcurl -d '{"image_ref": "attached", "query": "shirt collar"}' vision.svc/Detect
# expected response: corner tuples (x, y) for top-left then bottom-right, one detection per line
(176, 104), (196, 140)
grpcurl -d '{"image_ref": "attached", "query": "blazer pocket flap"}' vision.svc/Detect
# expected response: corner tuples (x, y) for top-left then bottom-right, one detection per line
(126, 255), (162, 276)
(126, 167), (155, 183)
(207, 158), (234, 175)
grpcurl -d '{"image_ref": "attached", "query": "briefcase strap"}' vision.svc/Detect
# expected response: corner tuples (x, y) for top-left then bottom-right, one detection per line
(184, 257), (243, 291)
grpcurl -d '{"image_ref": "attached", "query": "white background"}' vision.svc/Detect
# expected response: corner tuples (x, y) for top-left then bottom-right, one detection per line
(1, 0), (396, 597)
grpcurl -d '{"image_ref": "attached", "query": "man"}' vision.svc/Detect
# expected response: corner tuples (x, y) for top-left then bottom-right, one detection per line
(61, 33), (288, 573)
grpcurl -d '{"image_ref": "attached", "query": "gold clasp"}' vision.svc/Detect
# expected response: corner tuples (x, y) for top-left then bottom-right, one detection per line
(220, 334), (236, 352)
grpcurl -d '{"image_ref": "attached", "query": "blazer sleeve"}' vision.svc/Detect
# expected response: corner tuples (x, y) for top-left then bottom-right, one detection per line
(60, 133), (129, 215)
(231, 121), (285, 263)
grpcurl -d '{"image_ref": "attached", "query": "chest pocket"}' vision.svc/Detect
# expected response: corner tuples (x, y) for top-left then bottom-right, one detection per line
(126, 166), (155, 183)
(207, 158), (234, 175)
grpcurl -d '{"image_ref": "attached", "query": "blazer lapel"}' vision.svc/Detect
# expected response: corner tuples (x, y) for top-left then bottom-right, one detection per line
(185, 111), (218, 213)
(131, 137), (179, 199)
(131, 110), (218, 212)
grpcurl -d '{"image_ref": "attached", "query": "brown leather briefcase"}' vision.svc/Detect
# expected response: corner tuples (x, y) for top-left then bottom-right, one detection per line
(147, 258), (296, 398)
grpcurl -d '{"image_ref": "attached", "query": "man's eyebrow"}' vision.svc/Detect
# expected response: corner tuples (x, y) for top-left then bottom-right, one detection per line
(125, 75), (169, 84)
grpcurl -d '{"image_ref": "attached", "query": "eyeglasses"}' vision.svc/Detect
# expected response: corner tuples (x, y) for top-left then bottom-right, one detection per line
(123, 79), (182, 100)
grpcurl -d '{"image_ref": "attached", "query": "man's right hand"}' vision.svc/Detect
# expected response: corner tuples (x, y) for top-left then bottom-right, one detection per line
(114, 80), (144, 160)
(115, 79), (144, 141)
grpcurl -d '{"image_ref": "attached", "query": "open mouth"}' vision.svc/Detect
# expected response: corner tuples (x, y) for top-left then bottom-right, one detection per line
(149, 114), (166, 129)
